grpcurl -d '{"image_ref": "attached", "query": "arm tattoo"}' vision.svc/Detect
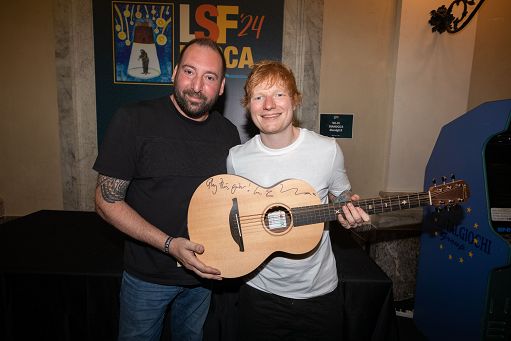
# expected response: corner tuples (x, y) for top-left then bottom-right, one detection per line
(332, 189), (353, 203)
(97, 174), (130, 203)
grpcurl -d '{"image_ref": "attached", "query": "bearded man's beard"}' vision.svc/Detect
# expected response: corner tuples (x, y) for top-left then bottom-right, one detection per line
(174, 88), (218, 119)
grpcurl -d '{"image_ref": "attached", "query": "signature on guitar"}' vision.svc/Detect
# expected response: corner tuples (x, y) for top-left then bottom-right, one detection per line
(204, 176), (315, 198)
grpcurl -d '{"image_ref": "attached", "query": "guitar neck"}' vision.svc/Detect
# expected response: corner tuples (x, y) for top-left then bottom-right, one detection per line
(291, 191), (431, 226)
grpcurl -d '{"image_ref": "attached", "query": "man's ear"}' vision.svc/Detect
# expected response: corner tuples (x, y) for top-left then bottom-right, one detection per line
(218, 77), (226, 96)
(171, 65), (178, 83)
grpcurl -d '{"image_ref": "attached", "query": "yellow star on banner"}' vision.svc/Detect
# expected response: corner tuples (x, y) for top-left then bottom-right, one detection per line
(459, 257), (464, 263)
(473, 223), (479, 229)
(473, 238), (479, 245)
(466, 207), (472, 213)
(448, 254), (453, 260)
(468, 251), (473, 257)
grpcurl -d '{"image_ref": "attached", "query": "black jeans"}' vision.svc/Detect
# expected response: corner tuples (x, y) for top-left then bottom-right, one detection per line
(238, 284), (344, 341)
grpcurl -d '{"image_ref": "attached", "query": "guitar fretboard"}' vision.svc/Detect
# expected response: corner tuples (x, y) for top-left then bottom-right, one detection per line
(291, 192), (430, 227)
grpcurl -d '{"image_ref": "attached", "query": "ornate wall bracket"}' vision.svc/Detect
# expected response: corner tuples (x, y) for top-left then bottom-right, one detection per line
(429, 0), (486, 34)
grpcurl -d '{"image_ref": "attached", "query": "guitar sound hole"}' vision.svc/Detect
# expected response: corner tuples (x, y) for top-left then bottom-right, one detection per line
(263, 205), (292, 234)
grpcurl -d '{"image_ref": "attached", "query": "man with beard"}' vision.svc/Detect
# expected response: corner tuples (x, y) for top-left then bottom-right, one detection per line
(93, 38), (240, 341)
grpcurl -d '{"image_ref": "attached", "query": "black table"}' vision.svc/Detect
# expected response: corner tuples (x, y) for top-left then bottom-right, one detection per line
(0, 211), (397, 340)
(331, 226), (398, 340)
(0, 210), (123, 341)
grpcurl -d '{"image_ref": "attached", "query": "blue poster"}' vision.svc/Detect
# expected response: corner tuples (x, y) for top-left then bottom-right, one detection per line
(112, 2), (174, 84)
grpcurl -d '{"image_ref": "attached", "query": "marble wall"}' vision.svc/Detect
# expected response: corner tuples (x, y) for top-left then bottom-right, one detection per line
(53, 0), (97, 211)
(282, 0), (324, 131)
(364, 208), (423, 301)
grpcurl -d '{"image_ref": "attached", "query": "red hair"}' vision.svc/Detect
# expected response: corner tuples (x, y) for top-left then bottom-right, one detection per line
(242, 60), (302, 109)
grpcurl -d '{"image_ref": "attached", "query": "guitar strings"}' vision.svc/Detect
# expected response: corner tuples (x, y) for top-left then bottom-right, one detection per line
(233, 190), (456, 233)
(237, 193), (436, 223)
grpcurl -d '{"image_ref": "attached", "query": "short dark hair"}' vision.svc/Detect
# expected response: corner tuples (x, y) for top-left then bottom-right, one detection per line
(178, 38), (226, 78)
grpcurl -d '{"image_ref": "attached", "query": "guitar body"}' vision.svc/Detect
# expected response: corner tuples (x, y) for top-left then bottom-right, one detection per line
(188, 174), (324, 278)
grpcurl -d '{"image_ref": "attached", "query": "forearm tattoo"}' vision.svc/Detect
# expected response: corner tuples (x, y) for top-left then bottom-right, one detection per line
(97, 174), (130, 203)
(332, 189), (353, 203)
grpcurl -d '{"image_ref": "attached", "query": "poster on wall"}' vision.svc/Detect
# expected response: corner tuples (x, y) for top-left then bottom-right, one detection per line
(112, 2), (174, 85)
(93, 0), (284, 144)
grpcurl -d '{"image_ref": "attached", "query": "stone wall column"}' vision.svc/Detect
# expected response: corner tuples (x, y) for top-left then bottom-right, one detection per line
(53, 0), (97, 211)
(283, 0), (324, 132)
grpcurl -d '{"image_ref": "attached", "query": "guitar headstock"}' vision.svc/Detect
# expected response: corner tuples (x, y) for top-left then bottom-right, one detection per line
(428, 177), (470, 208)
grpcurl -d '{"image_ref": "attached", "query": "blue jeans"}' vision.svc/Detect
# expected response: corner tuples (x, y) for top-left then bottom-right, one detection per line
(118, 271), (211, 341)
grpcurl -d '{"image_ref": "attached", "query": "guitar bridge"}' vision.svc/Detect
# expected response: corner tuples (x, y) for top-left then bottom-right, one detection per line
(229, 198), (244, 252)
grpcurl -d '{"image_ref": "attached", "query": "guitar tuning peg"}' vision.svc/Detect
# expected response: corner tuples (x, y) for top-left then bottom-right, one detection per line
(450, 173), (456, 180)
(442, 176), (447, 183)
(432, 178), (437, 185)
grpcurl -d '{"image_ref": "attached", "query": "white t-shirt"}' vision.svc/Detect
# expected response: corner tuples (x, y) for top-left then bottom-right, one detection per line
(226, 128), (351, 299)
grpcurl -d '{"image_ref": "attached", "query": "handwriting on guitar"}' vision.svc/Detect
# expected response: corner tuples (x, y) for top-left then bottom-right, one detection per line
(205, 177), (316, 198)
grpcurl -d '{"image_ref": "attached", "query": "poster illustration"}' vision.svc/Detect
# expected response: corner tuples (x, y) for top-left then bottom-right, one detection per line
(112, 2), (174, 84)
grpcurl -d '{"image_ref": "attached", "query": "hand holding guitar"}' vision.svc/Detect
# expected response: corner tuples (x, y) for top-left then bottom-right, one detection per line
(337, 194), (371, 229)
(167, 237), (223, 281)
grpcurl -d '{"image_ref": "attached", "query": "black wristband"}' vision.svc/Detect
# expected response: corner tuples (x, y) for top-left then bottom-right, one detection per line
(164, 236), (173, 254)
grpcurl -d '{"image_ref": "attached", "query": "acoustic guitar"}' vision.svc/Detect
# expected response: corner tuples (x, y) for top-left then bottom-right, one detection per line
(188, 174), (469, 278)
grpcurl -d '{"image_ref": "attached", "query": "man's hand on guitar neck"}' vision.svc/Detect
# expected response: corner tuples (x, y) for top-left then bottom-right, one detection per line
(337, 194), (371, 229)
(167, 237), (223, 280)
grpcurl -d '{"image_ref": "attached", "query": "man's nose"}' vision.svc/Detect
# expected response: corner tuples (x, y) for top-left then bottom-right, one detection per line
(192, 76), (204, 93)
(264, 96), (276, 110)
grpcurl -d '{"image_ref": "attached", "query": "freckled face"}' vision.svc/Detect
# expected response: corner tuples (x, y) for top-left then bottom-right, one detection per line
(249, 81), (296, 136)
(172, 44), (225, 119)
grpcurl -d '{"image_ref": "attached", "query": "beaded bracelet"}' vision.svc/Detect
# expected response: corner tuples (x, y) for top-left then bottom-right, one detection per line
(164, 236), (174, 254)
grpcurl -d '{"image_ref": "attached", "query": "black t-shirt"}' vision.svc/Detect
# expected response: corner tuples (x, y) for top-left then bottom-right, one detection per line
(93, 95), (241, 285)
